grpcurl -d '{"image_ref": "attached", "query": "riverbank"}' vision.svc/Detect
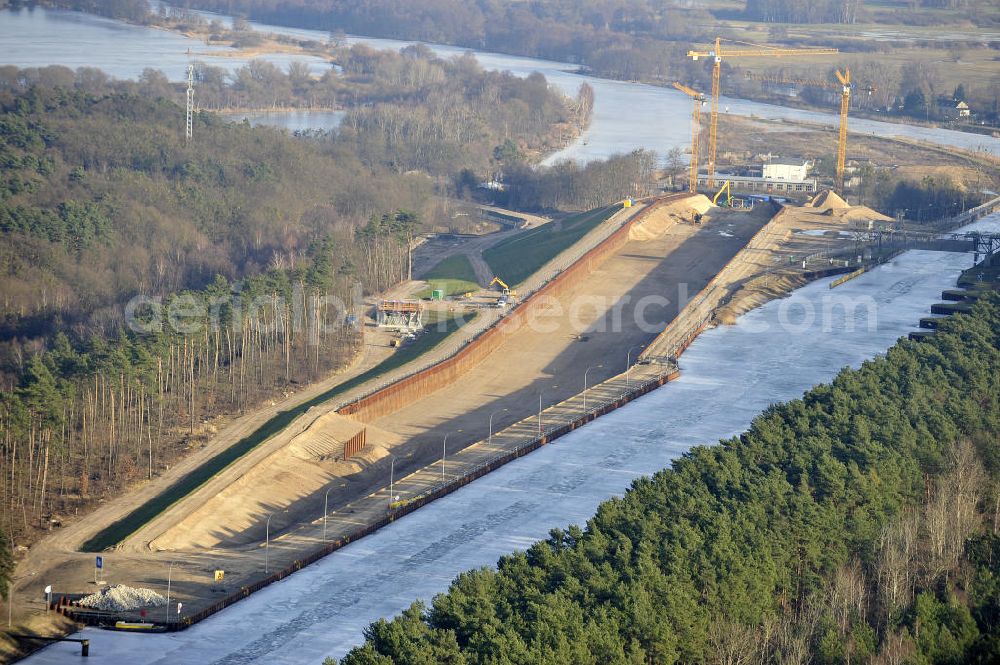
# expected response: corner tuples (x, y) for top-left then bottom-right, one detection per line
(60, 2), (994, 149)
(145, 4), (1000, 142)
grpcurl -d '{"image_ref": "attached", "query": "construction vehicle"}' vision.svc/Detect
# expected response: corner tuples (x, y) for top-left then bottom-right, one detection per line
(687, 38), (838, 189)
(489, 276), (516, 307)
(671, 82), (707, 194)
(744, 69), (875, 193)
(489, 276), (512, 296)
(713, 180), (732, 207)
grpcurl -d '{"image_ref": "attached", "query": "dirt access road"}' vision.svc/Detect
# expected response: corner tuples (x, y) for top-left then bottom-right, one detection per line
(148, 197), (772, 551)
(410, 207), (551, 287)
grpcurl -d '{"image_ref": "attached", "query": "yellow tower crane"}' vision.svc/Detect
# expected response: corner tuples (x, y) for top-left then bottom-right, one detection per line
(744, 69), (875, 193)
(687, 38), (838, 189)
(671, 82), (706, 193)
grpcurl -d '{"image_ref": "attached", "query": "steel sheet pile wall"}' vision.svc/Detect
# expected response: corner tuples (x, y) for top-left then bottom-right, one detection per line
(342, 428), (367, 460)
(339, 195), (687, 422)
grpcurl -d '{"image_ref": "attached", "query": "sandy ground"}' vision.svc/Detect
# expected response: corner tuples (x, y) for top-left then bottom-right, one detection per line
(131, 202), (650, 552)
(716, 192), (894, 321)
(143, 196), (767, 551)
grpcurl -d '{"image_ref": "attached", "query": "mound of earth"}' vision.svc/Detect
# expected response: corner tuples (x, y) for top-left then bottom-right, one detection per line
(149, 411), (402, 550)
(841, 205), (893, 223)
(629, 194), (712, 241)
(288, 411), (400, 462)
(716, 273), (806, 325)
(807, 190), (849, 211)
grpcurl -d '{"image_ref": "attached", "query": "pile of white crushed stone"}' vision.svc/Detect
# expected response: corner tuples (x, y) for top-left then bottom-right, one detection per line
(77, 585), (166, 612)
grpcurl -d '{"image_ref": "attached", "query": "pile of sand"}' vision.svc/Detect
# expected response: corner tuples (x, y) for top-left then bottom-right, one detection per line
(841, 205), (893, 223)
(807, 190), (849, 211)
(349, 443), (392, 466)
(796, 190), (891, 224)
(629, 194), (712, 241)
(288, 411), (402, 461)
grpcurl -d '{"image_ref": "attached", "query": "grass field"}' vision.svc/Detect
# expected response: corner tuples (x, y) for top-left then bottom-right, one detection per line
(483, 204), (621, 286)
(415, 254), (481, 298)
(81, 311), (477, 552)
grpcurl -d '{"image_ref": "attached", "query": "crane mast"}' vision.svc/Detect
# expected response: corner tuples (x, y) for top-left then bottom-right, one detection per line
(744, 68), (874, 193)
(671, 82), (706, 193)
(835, 69), (851, 194)
(687, 38), (838, 189)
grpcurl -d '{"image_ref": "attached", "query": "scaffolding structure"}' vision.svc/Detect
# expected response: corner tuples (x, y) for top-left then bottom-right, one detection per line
(376, 300), (423, 330)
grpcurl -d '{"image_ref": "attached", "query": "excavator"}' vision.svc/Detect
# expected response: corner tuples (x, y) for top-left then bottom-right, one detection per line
(713, 180), (731, 207)
(489, 276), (511, 295)
(489, 276), (516, 307)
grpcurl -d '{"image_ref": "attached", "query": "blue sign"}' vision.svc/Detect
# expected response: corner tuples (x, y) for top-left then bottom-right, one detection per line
(95, 555), (103, 569)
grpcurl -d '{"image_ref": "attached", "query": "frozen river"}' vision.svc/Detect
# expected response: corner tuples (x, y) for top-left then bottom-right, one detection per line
(2, 7), (999, 158)
(23, 213), (999, 664)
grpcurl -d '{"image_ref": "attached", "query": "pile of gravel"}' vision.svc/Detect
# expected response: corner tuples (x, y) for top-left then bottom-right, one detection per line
(77, 585), (166, 612)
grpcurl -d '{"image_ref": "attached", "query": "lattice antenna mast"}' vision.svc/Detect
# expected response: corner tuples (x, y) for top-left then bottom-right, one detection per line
(185, 63), (194, 143)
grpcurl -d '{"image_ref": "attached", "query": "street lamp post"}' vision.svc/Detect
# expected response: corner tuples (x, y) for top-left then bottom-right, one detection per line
(583, 365), (603, 413)
(488, 409), (507, 446)
(626, 345), (645, 389)
(537, 389), (548, 437)
(389, 455), (397, 508)
(323, 485), (334, 543)
(264, 511), (284, 574)
(538, 386), (557, 437)
(165, 560), (176, 624)
(440, 432), (461, 482)
(538, 390), (543, 436)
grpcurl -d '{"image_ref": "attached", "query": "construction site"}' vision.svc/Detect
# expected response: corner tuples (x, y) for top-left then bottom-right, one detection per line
(9, 36), (1000, 661)
(22, 179), (993, 632)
